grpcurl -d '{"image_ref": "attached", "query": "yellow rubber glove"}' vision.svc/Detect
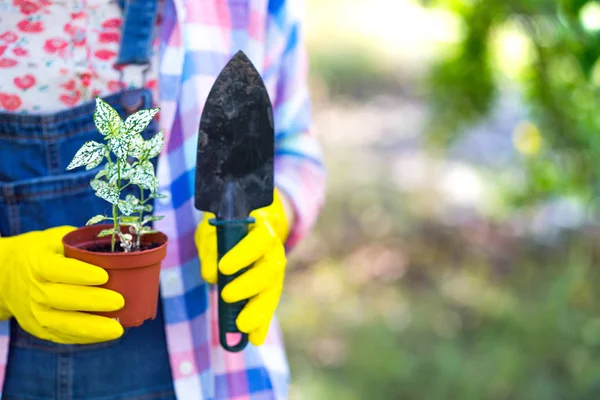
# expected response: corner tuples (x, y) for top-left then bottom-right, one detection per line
(196, 189), (291, 346)
(0, 226), (125, 344)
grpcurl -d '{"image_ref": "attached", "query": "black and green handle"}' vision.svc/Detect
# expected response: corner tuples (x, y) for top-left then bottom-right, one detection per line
(209, 217), (255, 352)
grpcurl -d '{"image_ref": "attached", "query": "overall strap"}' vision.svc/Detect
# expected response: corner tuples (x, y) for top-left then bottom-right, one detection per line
(115, 0), (159, 67)
(114, 0), (160, 113)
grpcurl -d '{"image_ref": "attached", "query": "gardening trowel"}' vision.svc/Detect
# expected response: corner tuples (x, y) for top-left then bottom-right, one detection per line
(195, 51), (274, 352)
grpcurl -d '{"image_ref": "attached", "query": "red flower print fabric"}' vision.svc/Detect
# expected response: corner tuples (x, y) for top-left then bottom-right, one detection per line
(43, 38), (68, 53)
(0, 93), (22, 111)
(0, 31), (18, 43)
(13, 74), (36, 89)
(12, 47), (29, 56)
(17, 20), (44, 33)
(0, 59), (18, 68)
(17, 1), (40, 16)
(0, 0), (159, 113)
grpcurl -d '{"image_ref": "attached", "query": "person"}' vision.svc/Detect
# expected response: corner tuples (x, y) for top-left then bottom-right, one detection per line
(0, 0), (325, 399)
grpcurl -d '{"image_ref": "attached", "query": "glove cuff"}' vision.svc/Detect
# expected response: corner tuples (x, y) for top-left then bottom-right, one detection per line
(0, 239), (11, 320)
(0, 306), (11, 321)
(271, 189), (292, 243)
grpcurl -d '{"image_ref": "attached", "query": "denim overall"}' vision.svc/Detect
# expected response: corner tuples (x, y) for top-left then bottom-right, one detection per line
(0, 1), (176, 399)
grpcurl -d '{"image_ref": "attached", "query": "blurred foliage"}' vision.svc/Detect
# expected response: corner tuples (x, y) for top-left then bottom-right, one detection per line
(283, 1), (600, 399)
(308, 42), (406, 100)
(420, 0), (600, 206)
(284, 181), (600, 399)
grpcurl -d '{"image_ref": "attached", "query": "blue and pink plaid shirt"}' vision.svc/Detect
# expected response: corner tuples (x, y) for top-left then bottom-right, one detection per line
(0, 0), (325, 398)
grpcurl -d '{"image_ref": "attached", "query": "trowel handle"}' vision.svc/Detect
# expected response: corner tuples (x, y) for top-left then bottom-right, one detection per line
(210, 217), (255, 352)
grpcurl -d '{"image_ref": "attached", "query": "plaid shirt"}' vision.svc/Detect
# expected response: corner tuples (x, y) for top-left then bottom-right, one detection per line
(0, 0), (325, 399)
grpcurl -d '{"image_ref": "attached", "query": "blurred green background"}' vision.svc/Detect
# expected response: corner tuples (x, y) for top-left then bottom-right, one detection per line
(279, 0), (600, 399)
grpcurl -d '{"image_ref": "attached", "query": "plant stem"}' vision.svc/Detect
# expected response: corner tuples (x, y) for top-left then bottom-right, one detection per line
(111, 159), (122, 253)
(111, 204), (117, 252)
(136, 188), (145, 250)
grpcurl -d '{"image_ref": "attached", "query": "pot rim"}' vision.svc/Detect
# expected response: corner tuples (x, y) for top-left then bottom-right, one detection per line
(62, 223), (168, 257)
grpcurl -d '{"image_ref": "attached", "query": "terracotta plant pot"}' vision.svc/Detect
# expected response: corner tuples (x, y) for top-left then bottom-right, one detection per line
(62, 224), (168, 328)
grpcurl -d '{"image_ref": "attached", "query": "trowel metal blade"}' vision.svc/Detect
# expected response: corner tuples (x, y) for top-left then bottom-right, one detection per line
(194, 51), (274, 218)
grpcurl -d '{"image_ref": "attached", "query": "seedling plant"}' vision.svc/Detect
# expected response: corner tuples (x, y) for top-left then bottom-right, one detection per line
(66, 97), (166, 253)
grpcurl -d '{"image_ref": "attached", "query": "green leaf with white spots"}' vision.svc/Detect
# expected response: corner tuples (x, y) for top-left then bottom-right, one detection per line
(105, 163), (118, 184)
(120, 162), (134, 180)
(149, 192), (168, 199)
(126, 224), (140, 235)
(66, 141), (106, 170)
(96, 186), (120, 205)
(124, 194), (140, 206)
(93, 97), (122, 136)
(86, 215), (109, 226)
(98, 228), (117, 237)
(121, 108), (159, 137)
(142, 215), (164, 225)
(90, 180), (119, 205)
(90, 179), (102, 191)
(85, 151), (105, 170)
(108, 136), (130, 160)
(119, 232), (133, 242)
(118, 198), (137, 216)
(128, 134), (145, 159)
(145, 130), (164, 159)
(119, 216), (139, 225)
(95, 168), (107, 180)
(106, 162), (133, 184)
(118, 233), (133, 252)
(130, 160), (155, 189)
(140, 226), (158, 234)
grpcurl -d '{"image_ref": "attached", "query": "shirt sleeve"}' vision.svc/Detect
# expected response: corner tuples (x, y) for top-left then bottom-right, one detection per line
(266, 0), (326, 250)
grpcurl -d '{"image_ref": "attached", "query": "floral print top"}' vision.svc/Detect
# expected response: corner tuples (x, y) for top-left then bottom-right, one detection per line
(0, 0), (159, 114)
